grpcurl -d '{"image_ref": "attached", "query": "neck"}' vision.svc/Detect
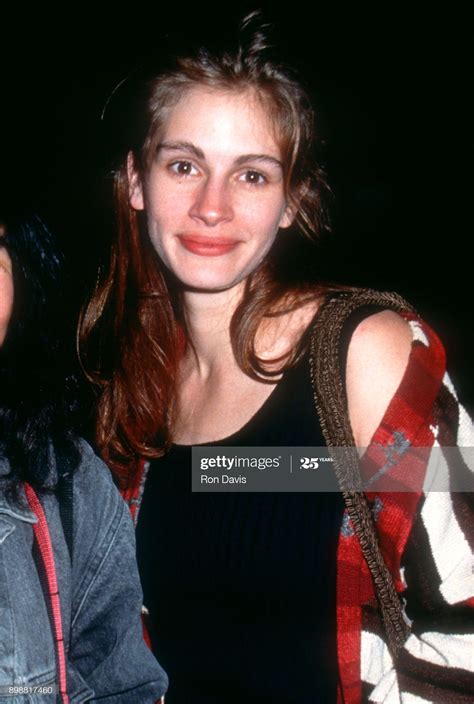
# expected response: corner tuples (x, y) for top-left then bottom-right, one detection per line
(182, 283), (245, 379)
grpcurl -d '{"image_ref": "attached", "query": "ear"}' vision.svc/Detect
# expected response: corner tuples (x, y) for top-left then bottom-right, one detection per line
(278, 204), (296, 229)
(279, 181), (309, 229)
(127, 152), (145, 211)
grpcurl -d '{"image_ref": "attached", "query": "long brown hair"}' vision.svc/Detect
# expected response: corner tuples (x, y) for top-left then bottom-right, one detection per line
(79, 13), (332, 482)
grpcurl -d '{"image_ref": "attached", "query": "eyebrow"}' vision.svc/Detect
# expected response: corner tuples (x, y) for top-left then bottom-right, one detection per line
(157, 141), (204, 160)
(156, 141), (283, 170)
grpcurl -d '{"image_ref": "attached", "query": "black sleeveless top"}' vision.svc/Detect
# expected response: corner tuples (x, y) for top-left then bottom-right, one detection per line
(136, 351), (344, 704)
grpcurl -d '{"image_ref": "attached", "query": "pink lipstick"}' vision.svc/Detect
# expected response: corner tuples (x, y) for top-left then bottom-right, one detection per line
(177, 234), (240, 257)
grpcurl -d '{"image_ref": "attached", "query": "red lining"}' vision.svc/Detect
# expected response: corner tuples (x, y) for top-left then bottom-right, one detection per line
(25, 483), (69, 704)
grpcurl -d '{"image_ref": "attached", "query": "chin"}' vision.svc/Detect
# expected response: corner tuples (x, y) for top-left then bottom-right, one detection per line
(180, 276), (244, 293)
(168, 260), (249, 293)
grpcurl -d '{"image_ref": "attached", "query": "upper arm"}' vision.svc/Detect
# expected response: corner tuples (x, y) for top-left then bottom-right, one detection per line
(346, 310), (412, 447)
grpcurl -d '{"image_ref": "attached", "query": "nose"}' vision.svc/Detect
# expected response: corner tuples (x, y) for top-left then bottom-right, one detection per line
(188, 175), (234, 227)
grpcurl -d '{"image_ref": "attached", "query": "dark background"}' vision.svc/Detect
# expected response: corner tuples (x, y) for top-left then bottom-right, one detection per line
(1, 5), (471, 408)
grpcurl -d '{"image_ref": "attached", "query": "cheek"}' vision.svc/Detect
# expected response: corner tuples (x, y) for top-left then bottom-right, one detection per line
(144, 179), (182, 232)
(246, 197), (287, 244)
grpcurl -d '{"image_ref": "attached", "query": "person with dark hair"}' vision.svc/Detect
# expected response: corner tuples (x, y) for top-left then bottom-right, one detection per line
(80, 13), (473, 704)
(0, 214), (168, 702)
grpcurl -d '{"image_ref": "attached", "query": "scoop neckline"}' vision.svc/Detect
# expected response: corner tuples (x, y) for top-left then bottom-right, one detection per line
(171, 365), (294, 449)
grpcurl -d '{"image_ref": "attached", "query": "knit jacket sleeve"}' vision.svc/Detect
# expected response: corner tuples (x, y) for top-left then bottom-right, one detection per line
(337, 313), (474, 703)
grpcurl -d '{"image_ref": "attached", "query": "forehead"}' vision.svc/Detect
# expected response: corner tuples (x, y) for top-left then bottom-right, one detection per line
(158, 86), (282, 160)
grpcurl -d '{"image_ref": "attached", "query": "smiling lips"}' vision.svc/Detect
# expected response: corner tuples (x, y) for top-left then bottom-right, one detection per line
(177, 234), (241, 257)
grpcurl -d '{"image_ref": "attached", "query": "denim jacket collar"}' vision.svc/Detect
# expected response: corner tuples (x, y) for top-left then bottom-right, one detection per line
(0, 456), (37, 523)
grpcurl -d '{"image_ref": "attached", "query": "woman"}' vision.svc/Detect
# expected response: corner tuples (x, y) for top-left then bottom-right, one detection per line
(0, 214), (168, 702)
(80, 14), (473, 704)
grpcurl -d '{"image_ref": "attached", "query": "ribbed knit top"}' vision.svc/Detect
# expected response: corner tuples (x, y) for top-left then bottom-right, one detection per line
(136, 351), (343, 703)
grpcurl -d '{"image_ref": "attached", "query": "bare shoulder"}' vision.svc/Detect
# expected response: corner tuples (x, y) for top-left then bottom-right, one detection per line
(255, 297), (321, 363)
(346, 310), (413, 447)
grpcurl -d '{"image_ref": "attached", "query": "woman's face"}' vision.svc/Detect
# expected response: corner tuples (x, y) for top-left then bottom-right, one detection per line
(129, 87), (293, 292)
(0, 242), (13, 344)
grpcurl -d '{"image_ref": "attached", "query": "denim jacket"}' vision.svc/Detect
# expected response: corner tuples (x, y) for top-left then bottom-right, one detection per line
(0, 440), (168, 703)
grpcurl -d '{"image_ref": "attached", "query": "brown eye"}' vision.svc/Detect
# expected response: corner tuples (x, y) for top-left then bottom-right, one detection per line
(170, 160), (198, 177)
(240, 170), (266, 185)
